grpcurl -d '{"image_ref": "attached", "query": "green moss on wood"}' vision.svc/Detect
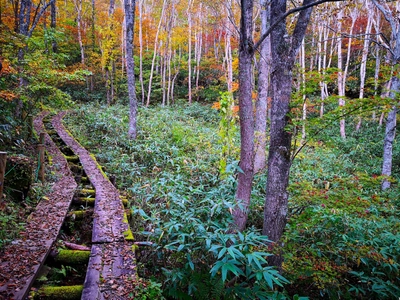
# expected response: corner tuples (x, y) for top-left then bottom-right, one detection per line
(63, 155), (79, 163)
(55, 250), (90, 264)
(79, 188), (95, 196)
(123, 211), (134, 241)
(75, 197), (95, 205)
(67, 210), (92, 220)
(34, 285), (83, 300)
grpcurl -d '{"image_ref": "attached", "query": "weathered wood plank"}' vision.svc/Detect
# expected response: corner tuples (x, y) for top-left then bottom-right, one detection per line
(0, 112), (77, 300)
(81, 242), (136, 300)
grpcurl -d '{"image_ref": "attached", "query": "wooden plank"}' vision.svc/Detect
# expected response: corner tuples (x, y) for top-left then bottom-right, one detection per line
(0, 176), (77, 300)
(52, 113), (128, 243)
(82, 242), (136, 300)
(0, 112), (77, 300)
(0, 151), (6, 200)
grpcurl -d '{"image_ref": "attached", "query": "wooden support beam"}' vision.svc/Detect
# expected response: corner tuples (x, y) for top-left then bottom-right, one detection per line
(38, 144), (45, 182)
(0, 152), (6, 199)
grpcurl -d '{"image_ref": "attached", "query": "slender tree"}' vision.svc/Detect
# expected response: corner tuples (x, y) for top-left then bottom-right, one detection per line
(124, 0), (137, 139)
(371, 0), (400, 190)
(232, 0), (255, 231)
(254, 0), (271, 173)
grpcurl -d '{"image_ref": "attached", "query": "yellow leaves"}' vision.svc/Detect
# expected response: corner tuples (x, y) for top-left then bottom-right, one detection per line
(231, 82), (239, 92)
(0, 59), (17, 75)
(0, 91), (18, 102)
(211, 102), (221, 110)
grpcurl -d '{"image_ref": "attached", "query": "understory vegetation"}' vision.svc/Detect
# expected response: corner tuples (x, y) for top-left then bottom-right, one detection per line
(64, 103), (399, 299)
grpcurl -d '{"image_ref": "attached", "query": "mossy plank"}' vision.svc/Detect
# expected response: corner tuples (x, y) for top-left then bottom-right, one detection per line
(74, 197), (95, 206)
(123, 211), (134, 241)
(55, 250), (90, 265)
(63, 155), (80, 163)
(34, 285), (83, 300)
(67, 209), (93, 220)
(79, 188), (95, 196)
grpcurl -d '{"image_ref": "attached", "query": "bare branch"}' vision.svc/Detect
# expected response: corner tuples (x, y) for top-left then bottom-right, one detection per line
(254, 0), (346, 51)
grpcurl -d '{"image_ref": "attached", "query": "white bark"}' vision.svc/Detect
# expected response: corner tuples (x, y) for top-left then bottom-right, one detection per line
(356, 0), (373, 131)
(187, 0), (193, 104)
(124, 0), (137, 139)
(146, 1), (167, 107)
(254, 0), (271, 173)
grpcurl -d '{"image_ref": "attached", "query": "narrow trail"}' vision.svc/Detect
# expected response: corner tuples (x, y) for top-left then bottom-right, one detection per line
(53, 112), (136, 299)
(0, 111), (136, 300)
(0, 112), (77, 299)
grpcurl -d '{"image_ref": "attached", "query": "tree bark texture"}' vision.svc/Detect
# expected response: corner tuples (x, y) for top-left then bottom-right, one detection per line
(263, 0), (313, 246)
(381, 77), (399, 190)
(372, 0), (400, 190)
(232, 0), (255, 232)
(254, 0), (271, 173)
(124, 0), (137, 139)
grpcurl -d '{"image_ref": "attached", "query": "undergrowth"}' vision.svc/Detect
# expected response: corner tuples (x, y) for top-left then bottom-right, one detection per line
(64, 104), (399, 299)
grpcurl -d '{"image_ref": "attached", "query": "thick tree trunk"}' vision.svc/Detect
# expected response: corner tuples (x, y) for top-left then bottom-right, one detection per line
(232, 0), (254, 232)
(254, 0), (271, 173)
(124, 0), (137, 139)
(263, 0), (313, 266)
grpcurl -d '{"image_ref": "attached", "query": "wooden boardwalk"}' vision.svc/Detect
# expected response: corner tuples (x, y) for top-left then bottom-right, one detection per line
(0, 111), (137, 299)
(0, 112), (77, 300)
(53, 112), (136, 299)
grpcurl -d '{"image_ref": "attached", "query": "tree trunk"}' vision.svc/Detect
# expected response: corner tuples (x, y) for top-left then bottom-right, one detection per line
(356, 0), (373, 131)
(74, 0), (85, 65)
(254, 0), (271, 173)
(232, 0), (255, 232)
(138, 0), (145, 105)
(50, 0), (57, 53)
(146, 0), (166, 107)
(124, 0), (137, 139)
(187, 0), (193, 104)
(371, 0), (400, 190)
(263, 0), (314, 265)
(336, 8), (346, 138)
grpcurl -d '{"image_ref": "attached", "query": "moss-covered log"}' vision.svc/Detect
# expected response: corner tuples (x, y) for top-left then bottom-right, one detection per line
(123, 211), (134, 241)
(32, 285), (83, 300)
(73, 197), (95, 206)
(73, 197), (128, 207)
(54, 250), (90, 265)
(67, 209), (93, 220)
(64, 155), (80, 163)
(79, 189), (95, 196)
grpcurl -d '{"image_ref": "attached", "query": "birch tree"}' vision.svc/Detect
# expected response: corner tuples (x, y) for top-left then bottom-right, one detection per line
(254, 0), (271, 173)
(124, 0), (137, 139)
(187, 0), (193, 104)
(371, 0), (400, 190)
(355, 0), (373, 131)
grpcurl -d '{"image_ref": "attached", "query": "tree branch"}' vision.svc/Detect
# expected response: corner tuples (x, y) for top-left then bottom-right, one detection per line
(28, 0), (55, 37)
(254, 0), (346, 51)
